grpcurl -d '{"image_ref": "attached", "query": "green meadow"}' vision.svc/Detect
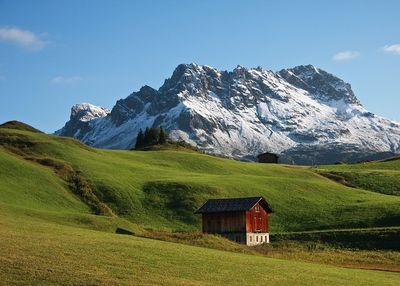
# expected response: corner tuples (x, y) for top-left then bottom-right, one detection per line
(318, 158), (400, 196)
(0, 121), (399, 285)
(1, 208), (399, 286)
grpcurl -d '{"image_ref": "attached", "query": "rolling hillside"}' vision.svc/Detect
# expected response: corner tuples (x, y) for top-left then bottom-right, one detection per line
(318, 158), (400, 196)
(1, 121), (400, 233)
(1, 121), (400, 284)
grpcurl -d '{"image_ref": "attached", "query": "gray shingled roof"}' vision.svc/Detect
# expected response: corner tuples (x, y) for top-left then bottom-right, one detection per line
(195, 196), (273, 214)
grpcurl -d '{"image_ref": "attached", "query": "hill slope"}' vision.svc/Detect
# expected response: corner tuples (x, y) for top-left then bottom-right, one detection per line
(1, 123), (400, 284)
(2, 123), (400, 232)
(318, 158), (400, 196)
(1, 210), (399, 286)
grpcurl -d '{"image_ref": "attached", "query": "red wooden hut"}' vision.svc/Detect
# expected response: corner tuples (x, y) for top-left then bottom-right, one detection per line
(195, 196), (273, 246)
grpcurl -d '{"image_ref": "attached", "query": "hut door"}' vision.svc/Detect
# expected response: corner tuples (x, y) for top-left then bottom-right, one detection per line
(254, 205), (261, 232)
(254, 214), (261, 231)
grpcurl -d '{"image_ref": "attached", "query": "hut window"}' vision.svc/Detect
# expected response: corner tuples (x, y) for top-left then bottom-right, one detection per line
(265, 235), (267, 241)
(256, 236), (258, 242)
(255, 206), (260, 212)
(250, 236), (252, 242)
(260, 236), (263, 242)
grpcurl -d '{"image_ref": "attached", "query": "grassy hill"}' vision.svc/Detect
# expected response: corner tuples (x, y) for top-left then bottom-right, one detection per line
(318, 158), (400, 196)
(1, 121), (400, 284)
(1, 121), (400, 233)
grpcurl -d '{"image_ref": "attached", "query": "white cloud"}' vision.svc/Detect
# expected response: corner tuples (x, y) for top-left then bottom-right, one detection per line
(382, 44), (400, 55)
(50, 76), (82, 85)
(333, 50), (360, 61)
(0, 26), (45, 51)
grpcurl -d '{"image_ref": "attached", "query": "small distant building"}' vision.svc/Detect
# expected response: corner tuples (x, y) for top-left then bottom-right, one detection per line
(195, 197), (273, 246)
(257, 152), (279, 164)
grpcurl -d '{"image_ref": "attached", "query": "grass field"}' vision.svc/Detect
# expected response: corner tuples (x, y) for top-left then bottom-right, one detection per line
(318, 159), (400, 196)
(1, 123), (400, 233)
(1, 121), (400, 285)
(1, 205), (399, 286)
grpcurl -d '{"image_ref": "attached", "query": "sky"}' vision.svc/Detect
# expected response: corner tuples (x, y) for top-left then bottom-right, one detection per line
(0, 0), (399, 133)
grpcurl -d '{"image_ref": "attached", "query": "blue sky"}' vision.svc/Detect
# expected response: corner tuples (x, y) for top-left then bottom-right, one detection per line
(0, 0), (399, 132)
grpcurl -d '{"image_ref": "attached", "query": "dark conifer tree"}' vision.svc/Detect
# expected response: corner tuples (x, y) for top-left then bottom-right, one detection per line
(143, 127), (150, 146)
(148, 127), (159, 145)
(158, 127), (167, 144)
(135, 129), (144, 149)
(136, 126), (169, 148)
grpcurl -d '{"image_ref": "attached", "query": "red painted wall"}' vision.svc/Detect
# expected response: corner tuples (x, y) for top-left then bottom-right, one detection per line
(245, 202), (269, 233)
(202, 202), (270, 234)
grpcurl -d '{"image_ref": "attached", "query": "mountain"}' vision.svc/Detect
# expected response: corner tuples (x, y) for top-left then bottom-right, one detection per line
(56, 64), (400, 164)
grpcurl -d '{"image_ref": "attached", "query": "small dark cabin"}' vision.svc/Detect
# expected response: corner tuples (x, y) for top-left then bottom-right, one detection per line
(257, 152), (279, 164)
(195, 197), (273, 246)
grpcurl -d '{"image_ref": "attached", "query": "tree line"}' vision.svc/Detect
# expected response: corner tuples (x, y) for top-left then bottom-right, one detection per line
(135, 127), (167, 149)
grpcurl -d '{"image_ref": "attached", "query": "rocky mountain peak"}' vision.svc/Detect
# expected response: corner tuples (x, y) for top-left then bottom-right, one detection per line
(160, 63), (221, 97)
(279, 65), (360, 105)
(166, 63), (214, 82)
(70, 103), (110, 122)
(56, 63), (400, 164)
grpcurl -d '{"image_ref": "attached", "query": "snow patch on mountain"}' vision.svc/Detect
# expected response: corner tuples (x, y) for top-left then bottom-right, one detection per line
(55, 64), (400, 164)
(71, 103), (110, 122)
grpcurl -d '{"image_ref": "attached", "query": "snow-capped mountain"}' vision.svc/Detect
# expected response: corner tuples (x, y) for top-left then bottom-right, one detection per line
(56, 64), (400, 164)
(56, 103), (110, 138)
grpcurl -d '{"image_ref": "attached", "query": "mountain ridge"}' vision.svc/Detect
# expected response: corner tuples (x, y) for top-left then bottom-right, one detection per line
(56, 63), (400, 164)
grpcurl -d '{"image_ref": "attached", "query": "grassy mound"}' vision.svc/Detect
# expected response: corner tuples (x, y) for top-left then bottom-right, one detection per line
(0, 120), (42, 133)
(1, 123), (400, 233)
(142, 181), (221, 226)
(319, 160), (400, 196)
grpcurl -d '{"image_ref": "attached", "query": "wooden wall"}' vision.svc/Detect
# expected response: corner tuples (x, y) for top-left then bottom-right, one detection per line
(202, 211), (245, 234)
(201, 202), (270, 234)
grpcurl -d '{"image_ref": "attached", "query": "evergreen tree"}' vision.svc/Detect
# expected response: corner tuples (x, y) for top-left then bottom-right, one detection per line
(148, 127), (159, 145)
(143, 127), (150, 146)
(135, 126), (168, 148)
(135, 129), (144, 149)
(158, 127), (167, 144)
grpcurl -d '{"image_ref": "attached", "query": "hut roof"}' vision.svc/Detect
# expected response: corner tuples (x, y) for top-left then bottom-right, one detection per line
(195, 196), (273, 214)
(257, 152), (279, 158)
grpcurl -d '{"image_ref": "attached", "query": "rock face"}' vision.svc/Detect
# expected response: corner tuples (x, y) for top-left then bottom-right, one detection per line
(56, 64), (400, 164)
(57, 103), (110, 139)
